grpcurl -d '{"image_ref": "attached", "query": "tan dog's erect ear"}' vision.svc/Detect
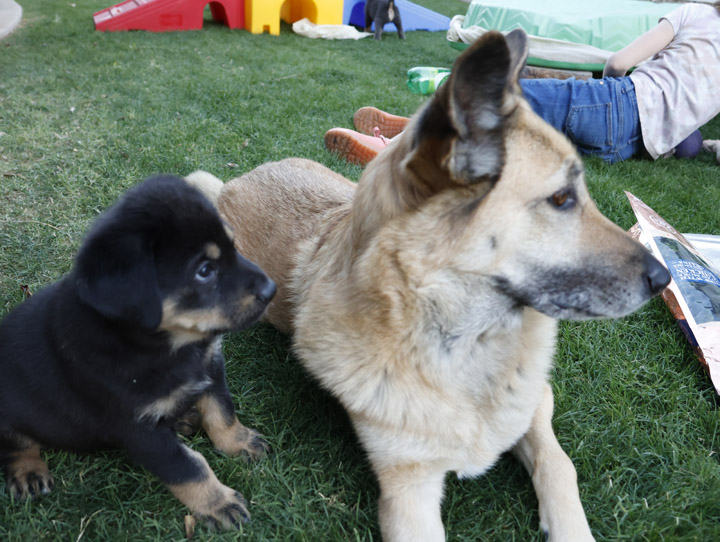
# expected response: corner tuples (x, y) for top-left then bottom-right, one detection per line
(503, 28), (531, 91)
(446, 29), (528, 184)
(407, 29), (529, 188)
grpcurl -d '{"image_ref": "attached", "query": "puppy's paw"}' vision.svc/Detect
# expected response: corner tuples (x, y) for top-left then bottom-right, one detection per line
(200, 489), (251, 530)
(195, 396), (270, 460)
(246, 435), (270, 461)
(228, 425), (270, 462)
(5, 457), (54, 500)
(173, 478), (250, 531)
(174, 406), (203, 437)
(210, 421), (270, 461)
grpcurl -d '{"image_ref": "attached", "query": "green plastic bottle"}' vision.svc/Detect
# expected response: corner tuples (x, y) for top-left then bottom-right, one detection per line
(406, 67), (451, 95)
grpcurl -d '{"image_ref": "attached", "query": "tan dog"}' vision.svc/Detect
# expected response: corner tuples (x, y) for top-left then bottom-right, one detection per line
(208, 30), (670, 541)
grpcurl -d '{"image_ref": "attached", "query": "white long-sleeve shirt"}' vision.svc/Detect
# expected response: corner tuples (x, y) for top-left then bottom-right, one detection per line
(630, 4), (720, 158)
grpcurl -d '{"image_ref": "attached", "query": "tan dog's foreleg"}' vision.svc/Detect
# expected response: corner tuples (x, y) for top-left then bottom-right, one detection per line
(512, 384), (595, 542)
(376, 464), (446, 542)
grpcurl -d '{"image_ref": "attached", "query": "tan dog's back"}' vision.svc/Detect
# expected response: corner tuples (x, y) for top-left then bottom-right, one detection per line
(219, 158), (355, 334)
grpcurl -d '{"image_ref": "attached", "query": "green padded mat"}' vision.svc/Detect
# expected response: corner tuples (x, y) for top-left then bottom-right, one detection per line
(450, 0), (682, 71)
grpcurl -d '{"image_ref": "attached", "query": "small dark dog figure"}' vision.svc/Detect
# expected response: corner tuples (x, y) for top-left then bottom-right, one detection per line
(0, 175), (276, 529)
(365, 0), (405, 40)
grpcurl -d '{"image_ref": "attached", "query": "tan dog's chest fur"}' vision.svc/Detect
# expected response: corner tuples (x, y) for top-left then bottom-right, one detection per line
(214, 29), (669, 542)
(291, 188), (557, 478)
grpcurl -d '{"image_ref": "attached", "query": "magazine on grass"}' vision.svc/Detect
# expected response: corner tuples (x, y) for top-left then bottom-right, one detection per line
(626, 192), (720, 395)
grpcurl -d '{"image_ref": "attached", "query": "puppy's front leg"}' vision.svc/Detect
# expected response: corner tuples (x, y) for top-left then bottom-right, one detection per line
(198, 347), (269, 460)
(375, 463), (446, 542)
(125, 428), (250, 529)
(197, 391), (269, 460)
(512, 384), (595, 542)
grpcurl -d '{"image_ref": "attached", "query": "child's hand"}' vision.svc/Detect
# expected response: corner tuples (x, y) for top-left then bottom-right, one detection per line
(702, 140), (720, 164)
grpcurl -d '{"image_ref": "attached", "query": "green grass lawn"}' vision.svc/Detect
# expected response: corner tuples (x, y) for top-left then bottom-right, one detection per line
(1, 1), (719, 540)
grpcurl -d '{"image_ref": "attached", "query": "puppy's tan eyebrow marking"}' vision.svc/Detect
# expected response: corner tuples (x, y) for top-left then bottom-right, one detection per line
(205, 243), (221, 260)
(222, 223), (235, 242)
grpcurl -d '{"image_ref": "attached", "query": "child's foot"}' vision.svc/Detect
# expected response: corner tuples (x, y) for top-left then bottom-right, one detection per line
(324, 128), (389, 166)
(353, 107), (409, 138)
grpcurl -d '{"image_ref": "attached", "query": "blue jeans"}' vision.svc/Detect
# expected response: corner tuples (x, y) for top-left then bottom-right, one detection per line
(520, 77), (642, 164)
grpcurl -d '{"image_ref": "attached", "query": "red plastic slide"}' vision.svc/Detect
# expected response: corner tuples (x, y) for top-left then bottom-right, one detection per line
(93, 0), (245, 32)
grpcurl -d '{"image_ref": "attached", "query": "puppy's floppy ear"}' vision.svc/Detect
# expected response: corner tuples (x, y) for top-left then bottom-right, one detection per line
(75, 233), (162, 330)
(408, 29), (529, 188)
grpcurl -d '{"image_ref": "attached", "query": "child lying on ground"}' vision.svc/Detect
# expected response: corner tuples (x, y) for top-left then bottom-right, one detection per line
(326, 2), (720, 166)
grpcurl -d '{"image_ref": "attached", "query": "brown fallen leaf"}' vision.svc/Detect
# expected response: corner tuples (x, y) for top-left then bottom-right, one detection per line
(184, 514), (197, 540)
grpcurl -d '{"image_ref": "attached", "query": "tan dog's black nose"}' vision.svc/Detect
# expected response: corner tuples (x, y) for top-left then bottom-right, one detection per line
(644, 252), (671, 295)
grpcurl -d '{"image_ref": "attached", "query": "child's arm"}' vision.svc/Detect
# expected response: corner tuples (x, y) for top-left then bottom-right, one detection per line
(603, 18), (675, 77)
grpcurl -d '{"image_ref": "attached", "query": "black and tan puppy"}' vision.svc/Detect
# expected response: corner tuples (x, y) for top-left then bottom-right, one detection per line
(0, 175), (275, 529)
(365, 0), (405, 40)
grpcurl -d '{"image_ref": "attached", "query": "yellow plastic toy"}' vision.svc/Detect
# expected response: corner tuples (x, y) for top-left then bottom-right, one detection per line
(245, 0), (343, 35)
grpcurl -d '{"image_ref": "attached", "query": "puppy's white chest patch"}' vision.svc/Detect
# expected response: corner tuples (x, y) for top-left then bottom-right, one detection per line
(135, 379), (211, 424)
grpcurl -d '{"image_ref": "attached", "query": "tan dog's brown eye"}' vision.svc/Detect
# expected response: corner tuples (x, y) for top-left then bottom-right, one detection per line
(549, 188), (576, 210)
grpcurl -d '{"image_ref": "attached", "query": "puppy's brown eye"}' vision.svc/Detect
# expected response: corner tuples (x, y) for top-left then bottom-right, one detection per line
(195, 261), (217, 283)
(548, 188), (576, 210)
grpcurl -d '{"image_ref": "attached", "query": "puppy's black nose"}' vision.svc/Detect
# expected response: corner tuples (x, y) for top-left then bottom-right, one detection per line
(643, 252), (671, 295)
(256, 277), (276, 304)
